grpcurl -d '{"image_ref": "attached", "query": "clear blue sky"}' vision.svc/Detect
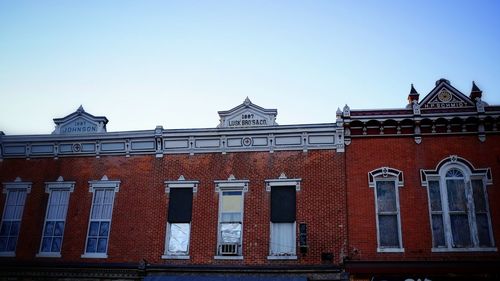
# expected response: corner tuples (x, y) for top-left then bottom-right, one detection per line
(1, 0), (499, 134)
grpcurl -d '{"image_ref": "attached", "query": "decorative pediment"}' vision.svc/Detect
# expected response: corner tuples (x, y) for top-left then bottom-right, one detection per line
(217, 97), (277, 128)
(419, 79), (475, 109)
(52, 106), (108, 134)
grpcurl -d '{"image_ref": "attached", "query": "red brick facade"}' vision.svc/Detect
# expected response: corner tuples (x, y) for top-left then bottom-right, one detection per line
(0, 150), (347, 269)
(346, 135), (500, 261)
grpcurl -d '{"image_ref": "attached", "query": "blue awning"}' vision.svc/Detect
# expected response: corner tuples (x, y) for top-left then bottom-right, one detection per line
(144, 275), (307, 281)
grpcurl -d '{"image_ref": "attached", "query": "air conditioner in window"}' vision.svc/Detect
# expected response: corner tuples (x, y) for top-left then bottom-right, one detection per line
(219, 243), (239, 255)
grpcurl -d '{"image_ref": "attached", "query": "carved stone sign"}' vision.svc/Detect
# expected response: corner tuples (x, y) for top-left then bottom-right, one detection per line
(60, 117), (99, 134)
(53, 106), (108, 134)
(218, 98), (277, 128)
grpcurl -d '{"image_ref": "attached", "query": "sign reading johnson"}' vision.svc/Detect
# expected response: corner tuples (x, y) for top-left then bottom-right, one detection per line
(218, 98), (278, 128)
(52, 106), (108, 134)
(60, 118), (98, 133)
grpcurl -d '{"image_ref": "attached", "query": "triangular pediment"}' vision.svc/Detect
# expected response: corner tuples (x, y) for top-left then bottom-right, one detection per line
(419, 79), (475, 109)
(217, 98), (277, 128)
(52, 106), (108, 134)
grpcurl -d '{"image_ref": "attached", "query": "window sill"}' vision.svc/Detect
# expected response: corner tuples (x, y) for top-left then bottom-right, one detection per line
(214, 255), (243, 260)
(267, 255), (297, 260)
(0, 252), (15, 257)
(81, 253), (108, 259)
(377, 247), (404, 253)
(36, 252), (61, 258)
(431, 247), (497, 253)
(162, 255), (190, 260)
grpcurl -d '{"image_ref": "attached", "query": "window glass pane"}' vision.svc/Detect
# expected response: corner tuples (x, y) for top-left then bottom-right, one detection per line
(222, 192), (242, 213)
(476, 214), (492, 247)
(378, 215), (399, 247)
(50, 191), (61, 205)
(450, 214), (472, 247)
(6, 191), (17, 205)
(428, 181), (442, 211)
(104, 190), (114, 204)
(47, 205), (57, 220)
(446, 169), (464, 178)
(168, 223), (190, 254)
(60, 191), (70, 205)
(44, 221), (55, 236)
(101, 204), (113, 219)
(54, 222), (64, 236)
(431, 214), (446, 247)
(94, 190), (104, 204)
(0, 238), (7, 251)
(3, 205), (14, 220)
(9, 221), (20, 236)
(86, 238), (97, 253)
(97, 238), (107, 253)
(446, 179), (467, 212)
(376, 181), (396, 212)
(0, 222), (11, 236)
(16, 191), (26, 205)
(6, 237), (17, 251)
(472, 179), (487, 212)
(271, 223), (295, 255)
(220, 223), (242, 243)
(41, 237), (52, 252)
(91, 204), (102, 220)
(89, 222), (99, 236)
(51, 237), (62, 252)
(99, 222), (110, 236)
(55, 205), (67, 220)
(221, 212), (241, 222)
(12, 206), (23, 220)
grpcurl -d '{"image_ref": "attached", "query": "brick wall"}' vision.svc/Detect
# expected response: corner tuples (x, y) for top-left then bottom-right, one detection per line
(346, 135), (500, 261)
(0, 149), (347, 266)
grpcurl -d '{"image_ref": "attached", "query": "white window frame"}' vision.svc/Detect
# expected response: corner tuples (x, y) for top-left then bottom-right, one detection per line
(162, 175), (198, 260)
(0, 177), (31, 257)
(214, 175), (248, 260)
(421, 156), (496, 252)
(265, 172), (300, 260)
(81, 175), (120, 259)
(36, 176), (75, 258)
(368, 167), (404, 253)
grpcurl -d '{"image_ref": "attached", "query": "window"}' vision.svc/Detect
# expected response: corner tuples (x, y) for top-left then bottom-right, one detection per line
(368, 168), (404, 252)
(163, 176), (198, 259)
(265, 173), (300, 259)
(37, 176), (75, 258)
(214, 175), (248, 259)
(0, 177), (31, 257)
(82, 176), (120, 258)
(421, 156), (496, 251)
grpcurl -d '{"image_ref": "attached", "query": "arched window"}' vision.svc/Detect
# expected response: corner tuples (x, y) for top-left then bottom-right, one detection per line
(421, 156), (495, 251)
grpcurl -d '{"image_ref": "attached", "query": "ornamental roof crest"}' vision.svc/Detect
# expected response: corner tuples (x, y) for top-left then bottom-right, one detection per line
(52, 105), (108, 134)
(217, 97), (278, 128)
(419, 79), (475, 109)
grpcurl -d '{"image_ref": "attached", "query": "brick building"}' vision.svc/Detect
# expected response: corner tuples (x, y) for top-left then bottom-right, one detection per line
(343, 79), (500, 281)
(0, 79), (499, 281)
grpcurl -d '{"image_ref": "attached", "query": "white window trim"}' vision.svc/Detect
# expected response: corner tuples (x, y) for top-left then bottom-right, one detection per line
(36, 176), (75, 258)
(422, 157), (497, 252)
(368, 168), (405, 253)
(0, 177), (32, 257)
(162, 175), (197, 260)
(213, 174), (248, 260)
(81, 175), (120, 259)
(265, 172), (300, 260)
